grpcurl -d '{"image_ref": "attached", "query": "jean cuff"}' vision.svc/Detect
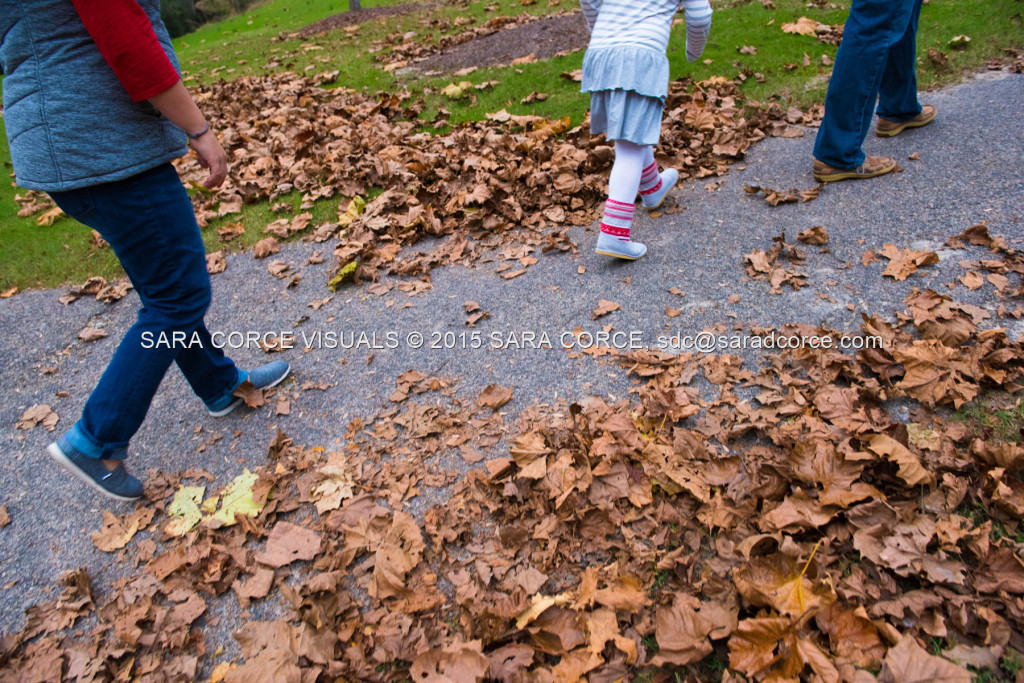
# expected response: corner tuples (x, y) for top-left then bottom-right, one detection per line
(204, 368), (247, 412)
(59, 423), (128, 461)
(876, 107), (922, 123)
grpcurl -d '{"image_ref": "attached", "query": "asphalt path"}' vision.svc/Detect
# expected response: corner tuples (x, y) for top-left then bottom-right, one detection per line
(0, 72), (1020, 648)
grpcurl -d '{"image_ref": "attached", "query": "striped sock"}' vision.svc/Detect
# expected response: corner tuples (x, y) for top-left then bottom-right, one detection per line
(638, 162), (662, 197)
(600, 199), (635, 242)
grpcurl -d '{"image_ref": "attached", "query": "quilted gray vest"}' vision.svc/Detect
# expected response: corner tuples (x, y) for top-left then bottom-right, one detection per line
(0, 0), (188, 191)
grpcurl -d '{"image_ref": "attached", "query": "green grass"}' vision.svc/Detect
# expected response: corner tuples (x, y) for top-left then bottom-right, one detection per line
(1, 0), (1022, 290)
(954, 393), (1024, 444)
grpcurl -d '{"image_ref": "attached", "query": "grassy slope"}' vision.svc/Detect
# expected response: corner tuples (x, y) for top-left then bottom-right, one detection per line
(0, 0), (1021, 290)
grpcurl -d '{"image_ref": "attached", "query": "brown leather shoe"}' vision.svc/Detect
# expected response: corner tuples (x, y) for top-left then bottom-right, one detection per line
(876, 104), (937, 137)
(813, 155), (897, 183)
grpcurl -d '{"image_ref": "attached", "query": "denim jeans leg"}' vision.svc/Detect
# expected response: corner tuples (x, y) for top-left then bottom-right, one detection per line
(876, 0), (924, 122)
(48, 164), (238, 460)
(813, 0), (918, 169)
(175, 322), (242, 405)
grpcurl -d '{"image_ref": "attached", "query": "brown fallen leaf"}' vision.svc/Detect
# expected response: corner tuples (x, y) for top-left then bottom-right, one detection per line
(217, 221), (245, 242)
(231, 568), (274, 608)
(798, 226), (829, 245)
(207, 250), (227, 274)
(232, 381), (265, 408)
(592, 299), (621, 319)
(879, 243), (939, 281)
(255, 522), (321, 568)
(650, 596), (714, 666)
(78, 327), (108, 342)
(478, 384), (513, 410)
(17, 405), (59, 431)
(882, 635), (971, 683)
(253, 237), (280, 259)
(0, 505), (10, 528)
(91, 507), (154, 553)
(782, 16), (822, 35)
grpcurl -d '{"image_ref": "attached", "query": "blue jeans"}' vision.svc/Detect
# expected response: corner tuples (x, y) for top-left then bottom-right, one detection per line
(813, 0), (924, 169)
(48, 163), (240, 460)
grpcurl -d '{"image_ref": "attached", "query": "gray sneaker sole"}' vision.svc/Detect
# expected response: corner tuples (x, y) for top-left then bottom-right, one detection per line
(208, 365), (292, 417)
(47, 443), (141, 502)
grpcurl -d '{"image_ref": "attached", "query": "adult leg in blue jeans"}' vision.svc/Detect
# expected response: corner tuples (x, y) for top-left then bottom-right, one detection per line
(812, 0), (934, 181)
(46, 164), (288, 500)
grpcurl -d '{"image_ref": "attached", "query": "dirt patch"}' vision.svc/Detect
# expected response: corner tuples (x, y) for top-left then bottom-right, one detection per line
(293, 3), (424, 38)
(414, 12), (590, 73)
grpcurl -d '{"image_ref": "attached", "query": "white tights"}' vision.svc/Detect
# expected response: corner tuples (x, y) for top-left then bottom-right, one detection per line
(607, 140), (655, 204)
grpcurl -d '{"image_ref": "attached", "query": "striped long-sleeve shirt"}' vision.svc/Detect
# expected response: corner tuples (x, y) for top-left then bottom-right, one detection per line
(580, 0), (712, 53)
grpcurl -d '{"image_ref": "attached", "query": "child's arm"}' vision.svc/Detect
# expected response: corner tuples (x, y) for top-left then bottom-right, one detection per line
(580, 0), (601, 33)
(680, 0), (713, 62)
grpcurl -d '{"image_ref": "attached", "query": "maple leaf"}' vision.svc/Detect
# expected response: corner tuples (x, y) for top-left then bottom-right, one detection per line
(510, 431), (549, 479)
(410, 640), (490, 682)
(308, 453), (354, 514)
(882, 635), (971, 682)
(781, 16), (822, 35)
(165, 485), (205, 537)
(478, 384), (513, 410)
(253, 237), (280, 259)
(879, 243), (939, 281)
(893, 340), (977, 408)
(650, 597), (715, 666)
(16, 404), (59, 431)
(208, 469), (263, 526)
(592, 299), (621, 319)
(370, 511), (425, 600)
(91, 507), (153, 552)
(256, 522), (321, 568)
(797, 225), (828, 245)
(733, 546), (834, 617)
(865, 433), (936, 487)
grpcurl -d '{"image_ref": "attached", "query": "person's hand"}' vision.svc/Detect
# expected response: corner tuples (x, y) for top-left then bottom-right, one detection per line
(189, 129), (228, 189)
(685, 19), (711, 62)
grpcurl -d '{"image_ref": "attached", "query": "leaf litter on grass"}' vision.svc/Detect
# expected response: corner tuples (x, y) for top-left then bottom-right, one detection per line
(10, 69), (816, 296)
(3, 224), (1023, 681)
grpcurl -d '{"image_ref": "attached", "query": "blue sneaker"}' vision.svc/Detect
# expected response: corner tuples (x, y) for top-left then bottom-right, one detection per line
(206, 360), (291, 417)
(47, 441), (143, 502)
(641, 168), (679, 210)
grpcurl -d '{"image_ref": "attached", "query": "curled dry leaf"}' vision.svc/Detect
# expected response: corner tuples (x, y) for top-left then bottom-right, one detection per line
(78, 326), (108, 342)
(17, 404), (59, 431)
(207, 250), (227, 274)
(592, 299), (620, 319)
(256, 521), (321, 568)
(478, 384), (513, 410)
(797, 225), (829, 245)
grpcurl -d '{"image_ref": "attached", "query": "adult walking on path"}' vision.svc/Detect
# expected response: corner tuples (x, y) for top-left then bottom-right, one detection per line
(812, 0), (937, 182)
(0, 0), (289, 501)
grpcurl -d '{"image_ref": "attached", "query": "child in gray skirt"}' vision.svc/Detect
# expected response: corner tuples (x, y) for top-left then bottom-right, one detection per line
(580, 0), (713, 260)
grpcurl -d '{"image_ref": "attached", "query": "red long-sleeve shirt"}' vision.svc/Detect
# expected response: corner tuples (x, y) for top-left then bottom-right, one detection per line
(70, 0), (181, 102)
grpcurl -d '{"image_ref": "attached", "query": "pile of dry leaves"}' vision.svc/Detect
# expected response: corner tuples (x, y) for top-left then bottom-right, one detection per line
(2, 224), (1023, 681)
(167, 71), (805, 289)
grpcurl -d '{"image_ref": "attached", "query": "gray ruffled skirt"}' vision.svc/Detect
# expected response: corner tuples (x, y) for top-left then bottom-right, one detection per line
(582, 45), (669, 146)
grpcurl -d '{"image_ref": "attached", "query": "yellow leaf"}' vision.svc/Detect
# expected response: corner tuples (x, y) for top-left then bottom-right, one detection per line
(165, 485), (205, 537)
(336, 195), (366, 227)
(209, 469), (262, 526)
(327, 260), (359, 291)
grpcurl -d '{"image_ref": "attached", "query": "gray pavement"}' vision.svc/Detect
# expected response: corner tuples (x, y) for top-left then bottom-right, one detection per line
(0, 71), (1021, 643)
